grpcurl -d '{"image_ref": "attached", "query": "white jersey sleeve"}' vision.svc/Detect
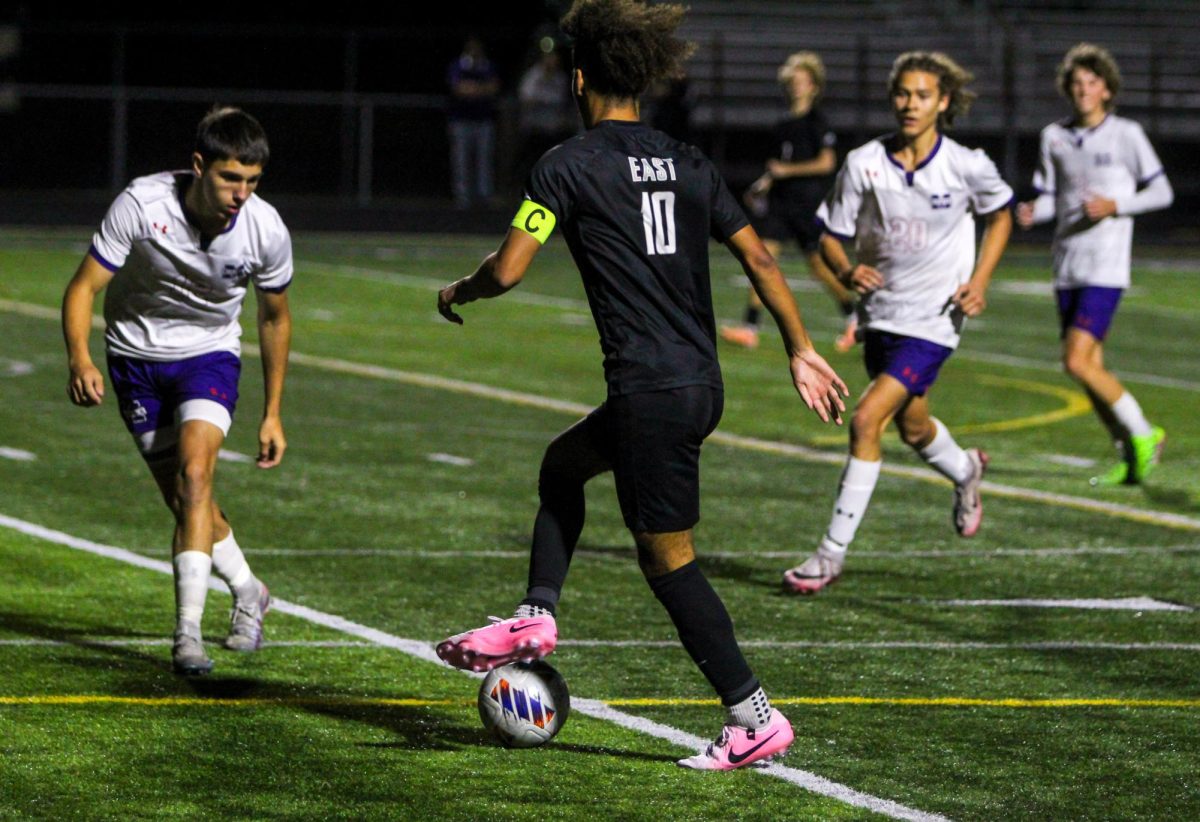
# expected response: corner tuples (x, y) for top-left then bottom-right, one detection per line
(91, 191), (143, 271)
(816, 155), (865, 239)
(251, 210), (293, 293)
(963, 147), (1014, 215)
(1116, 122), (1173, 217)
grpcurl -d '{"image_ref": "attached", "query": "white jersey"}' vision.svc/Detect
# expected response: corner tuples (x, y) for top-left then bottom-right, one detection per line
(817, 135), (1012, 348)
(91, 171), (293, 361)
(1031, 114), (1172, 289)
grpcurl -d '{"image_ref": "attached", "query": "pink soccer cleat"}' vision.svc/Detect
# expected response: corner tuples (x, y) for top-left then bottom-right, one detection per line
(435, 615), (558, 672)
(954, 448), (988, 537)
(677, 708), (794, 771)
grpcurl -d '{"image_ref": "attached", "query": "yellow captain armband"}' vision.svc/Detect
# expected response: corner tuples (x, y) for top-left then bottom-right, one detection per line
(512, 199), (557, 244)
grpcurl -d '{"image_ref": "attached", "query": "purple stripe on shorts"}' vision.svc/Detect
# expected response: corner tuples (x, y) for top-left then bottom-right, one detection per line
(863, 330), (954, 397)
(1055, 286), (1123, 341)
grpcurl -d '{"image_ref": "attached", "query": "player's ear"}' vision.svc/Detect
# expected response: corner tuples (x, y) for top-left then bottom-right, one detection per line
(938, 94), (950, 113)
(573, 68), (585, 99)
(191, 152), (206, 178)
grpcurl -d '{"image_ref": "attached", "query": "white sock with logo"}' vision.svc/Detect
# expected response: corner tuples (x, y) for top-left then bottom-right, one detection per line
(211, 530), (259, 604)
(174, 550), (212, 636)
(727, 686), (772, 730)
(1110, 392), (1153, 438)
(825, 457), (882, 548)
(918, 417), (974, 484)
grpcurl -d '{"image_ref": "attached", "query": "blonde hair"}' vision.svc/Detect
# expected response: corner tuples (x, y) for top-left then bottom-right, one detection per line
(888, 51), (976, 128)
(1058, 42), (1121, 111)
(778, 51), (825, 98)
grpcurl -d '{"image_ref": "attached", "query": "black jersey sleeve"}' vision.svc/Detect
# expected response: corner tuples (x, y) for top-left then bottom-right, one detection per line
(524, 146), (575, 223)
(708, 162), (749, 242)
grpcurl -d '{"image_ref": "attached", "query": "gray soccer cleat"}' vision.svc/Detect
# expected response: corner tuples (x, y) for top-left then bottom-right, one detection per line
(173, 629), (214, 676)
(954, 448), (988, 537)
(225, 581), (271, 652)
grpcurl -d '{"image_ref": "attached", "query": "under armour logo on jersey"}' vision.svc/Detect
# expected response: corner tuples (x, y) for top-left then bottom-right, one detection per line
(152, 222), (169, 235)
(221, 261), (254, 282)
(930, 193), (952, 210)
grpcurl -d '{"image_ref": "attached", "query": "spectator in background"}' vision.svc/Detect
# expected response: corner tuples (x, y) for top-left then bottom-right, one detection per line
(516, 46), (575, 189)
(447, 35), (501, 209)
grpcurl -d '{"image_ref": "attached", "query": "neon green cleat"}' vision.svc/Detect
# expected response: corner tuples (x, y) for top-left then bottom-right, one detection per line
(1089, 460), (1130, 487)
(1129, 425), (1166, 483)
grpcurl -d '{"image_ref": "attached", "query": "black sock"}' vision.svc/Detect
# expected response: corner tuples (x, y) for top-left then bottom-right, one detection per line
(524, 469), (586, 612)
(647, 560), (759, 705)
(743, 306), (761, 327)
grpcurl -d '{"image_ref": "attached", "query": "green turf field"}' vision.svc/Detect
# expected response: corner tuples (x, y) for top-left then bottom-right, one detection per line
(1, 227), (1197, 820)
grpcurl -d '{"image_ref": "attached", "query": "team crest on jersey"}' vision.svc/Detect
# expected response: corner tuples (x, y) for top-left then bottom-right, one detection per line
(1093, 153), (1113, 167)
(221, 261), (254, 283)
(929, 193), (952, 210)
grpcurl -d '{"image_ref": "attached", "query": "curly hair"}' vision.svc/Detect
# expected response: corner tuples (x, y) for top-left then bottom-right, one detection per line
(560, 0), (695, 99)
(778, 51), (826, 99)
(1057, 42), (1121, 111)
(195, 106), (270, 167)
(888, 51), (977, 128)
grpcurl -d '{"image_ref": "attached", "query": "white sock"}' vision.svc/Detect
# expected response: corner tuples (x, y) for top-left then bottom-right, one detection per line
(918, 418), (974, 484)
(1110, 392), (1153, 437)
(173, 550), (212, 635)
(825, 457), (882, 548)
(211, 530), (259, 603)
(727, 686), (772, 730)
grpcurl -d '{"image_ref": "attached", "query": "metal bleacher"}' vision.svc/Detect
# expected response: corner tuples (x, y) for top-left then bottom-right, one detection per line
(680, 0), (1200, 140)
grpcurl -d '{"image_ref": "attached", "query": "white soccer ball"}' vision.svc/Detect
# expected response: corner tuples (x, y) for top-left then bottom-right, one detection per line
(477, 660), (570, 748)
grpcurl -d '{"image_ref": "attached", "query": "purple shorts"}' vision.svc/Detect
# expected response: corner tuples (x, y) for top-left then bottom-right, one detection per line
(863, 330), (954, 397)
(107, 351), (241, 454)
(1056, 286), (1123, 341)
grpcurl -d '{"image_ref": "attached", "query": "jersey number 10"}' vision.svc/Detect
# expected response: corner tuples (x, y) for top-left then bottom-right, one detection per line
(641, 191), (677, 256)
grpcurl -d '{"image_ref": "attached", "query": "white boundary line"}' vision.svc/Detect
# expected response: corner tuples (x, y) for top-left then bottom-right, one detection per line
(3, 297), (1198, 532)
(0, 512), (950, 822)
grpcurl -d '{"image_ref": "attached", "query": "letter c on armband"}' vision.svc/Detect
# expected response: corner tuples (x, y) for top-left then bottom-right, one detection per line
(512, 199), (558, 244)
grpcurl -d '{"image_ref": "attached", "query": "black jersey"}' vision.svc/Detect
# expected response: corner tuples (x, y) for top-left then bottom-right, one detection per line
(525, 120), (748, 396)
(769, 106), (837, 207)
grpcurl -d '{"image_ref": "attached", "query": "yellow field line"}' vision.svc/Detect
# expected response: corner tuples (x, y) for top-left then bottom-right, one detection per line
(2, 695), (1197, 709)
(808, 374), (1090, 445)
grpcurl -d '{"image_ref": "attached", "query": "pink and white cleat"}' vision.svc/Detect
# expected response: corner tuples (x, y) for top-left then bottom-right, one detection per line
(782, 544), (844, 595)
(954, 448), (988, 538)
(677, 708), (794, 771)
(435, 615), (557, 672)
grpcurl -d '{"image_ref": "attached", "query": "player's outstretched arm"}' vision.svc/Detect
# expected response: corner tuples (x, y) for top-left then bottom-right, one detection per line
(62, 254), (115, 407)
(256, 289), (292, 468)
(438, 228), (542, 325)
(725, 225), (848, 424)
(953, 207), (1012, 318)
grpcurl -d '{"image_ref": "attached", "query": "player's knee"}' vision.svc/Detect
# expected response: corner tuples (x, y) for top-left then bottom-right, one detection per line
(176, 460), (214, 504)
(1061, 349), (1090, 381)
(850, 406), (884, 446)
(897, 421), (930, 449)
(537, 466), (584, 505)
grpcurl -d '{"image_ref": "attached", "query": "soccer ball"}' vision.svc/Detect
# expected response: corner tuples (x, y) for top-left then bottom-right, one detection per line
(477, 660), (570, 748)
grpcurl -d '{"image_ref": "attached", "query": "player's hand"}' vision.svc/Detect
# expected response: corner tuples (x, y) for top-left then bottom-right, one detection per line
(766, 159), (788, 179)
(256, 415), (286, 469)
(438, 280), (466, 325)
(1015, 201), (1036, 229)
(844, 264), (884, 295)
(790, 348), (849, 425)
(67, 362), (105, 406)
(952, 281), (987, 317)
(1083, 196), (1117, 222)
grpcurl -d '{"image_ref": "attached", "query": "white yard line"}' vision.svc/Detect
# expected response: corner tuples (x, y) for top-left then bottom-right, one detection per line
(0, 638), (376, 648)
(0, 511), (949, 822)
(935, 597), (1193, 612)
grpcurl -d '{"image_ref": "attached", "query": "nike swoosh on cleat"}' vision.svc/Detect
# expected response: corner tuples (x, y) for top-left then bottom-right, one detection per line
(508, 623), (544, 633)
(726, 730), (779, 764)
